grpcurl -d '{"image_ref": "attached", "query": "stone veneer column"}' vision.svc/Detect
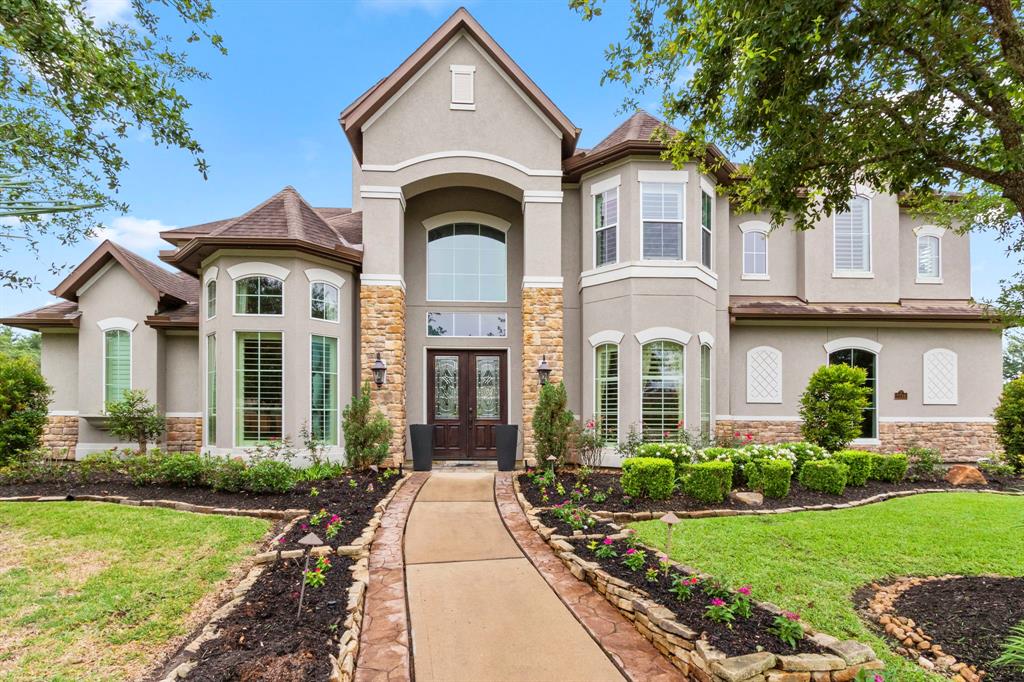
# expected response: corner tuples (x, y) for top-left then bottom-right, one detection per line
(521, 286), (564, 461)
(165, 416), (203, 453)
(360, 285), (407, 466)
(41, 415), (78, 459)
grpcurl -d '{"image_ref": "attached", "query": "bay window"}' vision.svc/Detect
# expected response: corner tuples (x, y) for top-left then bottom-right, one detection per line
(235, 276), (284, 315)
(206, 335), (216, 442)
(235, 331), (283, 445)
(310, 281), (339, 321)
(700, 190), (713, 268)
(311, 335), (338, 445)
(594, 186), (618, 267)
(594, 343), (619, 445)
(641, 182), (683, 259)
(641, 340), (684, 442)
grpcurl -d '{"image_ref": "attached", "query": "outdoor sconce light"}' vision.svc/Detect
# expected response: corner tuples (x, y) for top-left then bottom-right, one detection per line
(537, 354), (552, 386)
(371, 352), (387, 388)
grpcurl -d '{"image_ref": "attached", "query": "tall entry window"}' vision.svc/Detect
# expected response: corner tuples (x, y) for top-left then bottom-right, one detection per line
(311, 335), (338, 445)
(828, 347), (877, 438)
(427, 223), (507, 302)
(235, 332), (283, 445)
(104, 329), (131, 407)
(641, 341), (684, 442)
(594, 343), (619, 445)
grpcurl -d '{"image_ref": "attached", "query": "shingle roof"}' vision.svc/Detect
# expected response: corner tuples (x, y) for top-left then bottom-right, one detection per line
(729, 296), (998, 322)
(0, 300), (81, 330)
(589, 110), (677, 155)
(146, 302), (199, 329)
(108, 242), (198, 304)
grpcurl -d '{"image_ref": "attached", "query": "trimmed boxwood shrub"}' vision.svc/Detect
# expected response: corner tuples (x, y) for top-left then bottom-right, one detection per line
(621, 457), (676, 500)
(244, 459), (297, 494)
(759, 459), (793, 498)
(682, 460), (734, 503)
(834, 450), (872, 486)
(636, 442), (696, 476)
(798, 459), (849, 495)
(206, 456), (249, 492)
(869, 453), (909, 483)
(784, 442), (828, 474)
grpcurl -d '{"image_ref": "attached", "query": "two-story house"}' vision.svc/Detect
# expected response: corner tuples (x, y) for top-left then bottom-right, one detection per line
(2, 7), (1002, 463)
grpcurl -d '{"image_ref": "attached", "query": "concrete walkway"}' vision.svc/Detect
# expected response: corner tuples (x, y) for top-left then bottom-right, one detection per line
(404, 472), (625, 682)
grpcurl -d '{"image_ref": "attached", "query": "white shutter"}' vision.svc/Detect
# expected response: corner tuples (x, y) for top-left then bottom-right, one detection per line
(746, 346), (782, 403)
(835, 196), (870, 271)
(450, 65), (475, 107)
(923, 348), (957, 405)
(917, 235), (940, 278)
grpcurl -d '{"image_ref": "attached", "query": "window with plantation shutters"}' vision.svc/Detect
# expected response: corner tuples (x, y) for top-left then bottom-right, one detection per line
(594, 344), (619, 445)
(641, 182), (683, 259)
(700, 190), (713, 268)
(311, 335), (338, 445)
(207, 335), (217, 443)
(834, 196), (871, 273)
(700, 343), (712, 437)
(235, 332), (283, 445)
(104, 329), (131, 407)
(594, 187), (618, 267)
(917, 235), (941, 280)
(641, 341), (684, 442)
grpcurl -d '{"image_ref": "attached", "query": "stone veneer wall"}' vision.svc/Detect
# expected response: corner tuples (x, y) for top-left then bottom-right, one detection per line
(521, 286), (564, 460)
(716, 418), (1000, 461)
(41, 415), (78, 459)
(165, 417), (203, 453)
(360, 284), (407, 466)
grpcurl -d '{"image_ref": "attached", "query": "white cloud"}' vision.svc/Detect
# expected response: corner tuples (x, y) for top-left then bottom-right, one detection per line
(84, 0), (132, 25)
(91, 216), (176, 252)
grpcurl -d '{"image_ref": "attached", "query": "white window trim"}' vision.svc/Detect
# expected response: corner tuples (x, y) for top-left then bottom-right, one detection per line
(699, 340), (714, 436)
(638, 170), (688, 184)
(588, 329), (625, 347)
(102, 326), (132, 410)
(422, 211), (510, 232)
(823, 337), (883, 355)
(700, 182), (715, 270)
(450, 64), (476, 110)
(832, 195), (873, 277)
(205, 333), (216, 448)
(304, 268), (346, 288)
(309, 281), (341, 324)
(226, 262), (290, 281)
(635, 327), (691, 346)
(232, 330), (286, 449)
(640, 181), (685, 261)
(97, 317), (138, 332)
(593, 341), (620, 445)
(590, 175), (621, 196)
(923, 347), (958, 405)
(309, 333), (341, 447)
(697, 331), (714, 347)
(914, 225), (945, 284)
(203, 266), (219, 284)
(424, 221), (509, 304)
(233, 275), (286, 317)
(739, 221), (770, 280)
(593, 185), (620, 269)
(746, 345), (782, 404)
(826, 343), (881, 441)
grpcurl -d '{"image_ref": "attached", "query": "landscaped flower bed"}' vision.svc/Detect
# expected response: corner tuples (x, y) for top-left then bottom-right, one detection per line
(861, 575), (1024, 682)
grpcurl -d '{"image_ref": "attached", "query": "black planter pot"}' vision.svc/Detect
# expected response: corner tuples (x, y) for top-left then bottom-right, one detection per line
(495, 424), (519, 471)
(409, 424), (433, 472)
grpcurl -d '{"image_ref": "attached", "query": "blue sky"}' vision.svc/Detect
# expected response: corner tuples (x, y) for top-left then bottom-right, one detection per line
(0, 0), (1017, 318)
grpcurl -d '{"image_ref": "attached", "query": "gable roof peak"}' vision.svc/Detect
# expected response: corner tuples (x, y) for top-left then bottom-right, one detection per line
(50, 239), (198, 304)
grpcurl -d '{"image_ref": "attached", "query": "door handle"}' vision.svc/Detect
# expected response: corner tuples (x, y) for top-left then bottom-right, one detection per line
(469, 406), (475, 422)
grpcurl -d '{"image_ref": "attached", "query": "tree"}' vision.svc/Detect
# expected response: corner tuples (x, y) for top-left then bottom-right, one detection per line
(798, 364), (872, 452)
(994, 375), (1024, 473)
(532, 381), (575, 467)
(573, 0), (1024, 318)
(342, 382), (392, 469)
(0, 0), (225, 289)
(1005, 330), (1024, 381)
(0, 354), (50, 464)
(0, 326), (40, 366)
(106, 389), (165, 454)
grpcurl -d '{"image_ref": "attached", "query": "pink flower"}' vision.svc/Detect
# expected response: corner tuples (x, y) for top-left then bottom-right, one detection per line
(277, 537), (285, 544)
(783, 611), (800, 621)
(602, 537), (614, 545)
(738, 586), (751, 596)
(711, 598), (726, 607)
(688, 577), (699, 585)
(745, 433), (753, 440)
(300, 523), (309, 531)
(625, 548), (637, 555)
(585, 419), (595, 429)
(658, 554), (669, 563)
(663, 431), (670, 437)
(873, 675), (884, 682)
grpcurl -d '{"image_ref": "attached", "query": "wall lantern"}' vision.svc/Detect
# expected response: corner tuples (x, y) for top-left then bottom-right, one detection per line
(371, 352), (387, 388)
(537, 354), (552, 386)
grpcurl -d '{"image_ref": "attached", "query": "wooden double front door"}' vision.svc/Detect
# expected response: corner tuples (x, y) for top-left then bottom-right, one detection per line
(427, 349), (508, 459)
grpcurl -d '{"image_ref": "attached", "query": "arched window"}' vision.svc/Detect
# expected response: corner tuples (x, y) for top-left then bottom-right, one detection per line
(104, 329), (131, 407)
(740, 222), (769, 278)
(594, 343), (619, 445)
(699, 343), (712, 437)
(235, 276), (284, 315)
(642, 340), (685, 442)
(828, 347), (878, 439)
(206, 280), (217, 319)
(834, 196), (871, 273)
(310, 282), (339, 321)
(427, 223), (507, 302)
(915, 226), (944, 282)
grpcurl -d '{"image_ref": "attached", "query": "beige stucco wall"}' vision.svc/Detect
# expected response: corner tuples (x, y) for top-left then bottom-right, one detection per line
(40, 331), (78, 412)
(164, 332), (200, 414)
(200, 251), (356, 454)
(728, 213), (801, 297)
(562, 185), (582, 414)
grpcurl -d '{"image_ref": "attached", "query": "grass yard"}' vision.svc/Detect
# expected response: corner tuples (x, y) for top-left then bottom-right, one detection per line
(630, 492), (1024, 681)
(0, 502), (269, 682)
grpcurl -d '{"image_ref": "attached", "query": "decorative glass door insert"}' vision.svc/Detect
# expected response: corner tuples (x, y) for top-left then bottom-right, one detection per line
(475, 356), (500, 419)
(434, 356), (459, 419)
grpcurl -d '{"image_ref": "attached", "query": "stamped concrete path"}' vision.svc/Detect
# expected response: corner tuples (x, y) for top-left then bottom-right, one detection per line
(404, 471), (626, 682)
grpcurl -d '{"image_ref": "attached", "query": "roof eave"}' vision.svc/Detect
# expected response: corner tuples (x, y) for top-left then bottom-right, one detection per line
(0, 316), (80, 331)
(563, 141), (736, 184)
(145, 315), (198, 330)
(161, 237), (364, 276)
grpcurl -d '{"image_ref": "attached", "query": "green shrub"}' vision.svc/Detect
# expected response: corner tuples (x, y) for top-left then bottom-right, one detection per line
(158, 451), (206, 487)
(784, 442), (829, 474)
(798, 364), (872, 452)
(869, 453), (908, 483)
(343, 382), (393, 470)
(243, 459), (297, 494)
(682, 460), (734, 503)
(636, 442), (696, 475)
(621, 457), (675, 500)
(298, 461), (347, 481)
(123, 450), (166, 486)
(0, 355), (51, 465)
(759, 459), (793, 498)
(205, 456), (249, 492)
(106, 389), (166, 454)
(798, 459), (849, 495)
(834, 450), (872, 486)
(78, 450), (123, 482)
(532, 381), (575, 468)
(994, 376), (1024, 474)
(904, 445), (942, 481)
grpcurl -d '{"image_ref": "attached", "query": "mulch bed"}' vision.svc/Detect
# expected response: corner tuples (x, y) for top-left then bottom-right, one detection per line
(895, 576), (1024, 682)
(520, 470), (1022, 513)
(537, 508), (613, 537)
(572, 539), (823, 658)
(188, 555), (354, 682)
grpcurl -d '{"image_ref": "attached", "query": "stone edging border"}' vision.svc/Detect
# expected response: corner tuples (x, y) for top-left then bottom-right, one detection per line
(863, 575), (988, 682)
(512, 477), (885, 682)
(0, 493), (309, 521)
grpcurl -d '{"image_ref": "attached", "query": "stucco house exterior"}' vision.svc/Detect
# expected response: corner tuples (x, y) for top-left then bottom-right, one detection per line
(2, 8), (1003, 464)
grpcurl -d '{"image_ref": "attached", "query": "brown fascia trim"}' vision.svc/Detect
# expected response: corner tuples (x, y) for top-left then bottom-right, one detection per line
(563, 141), (738, 184)
(730, 310), (999, 324)
(160, 237), (363, 275)
(51, 241), (168, 304)
(145, 315), (198, 329)
(338, 8), (579, 162)
(0, 316), (79, 331)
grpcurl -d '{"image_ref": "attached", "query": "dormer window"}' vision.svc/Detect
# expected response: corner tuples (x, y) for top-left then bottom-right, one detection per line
(450, 65), (475, 110)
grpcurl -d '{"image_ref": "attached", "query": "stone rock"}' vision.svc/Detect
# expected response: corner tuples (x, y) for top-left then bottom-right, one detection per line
(826, 639), (876, 666)
(730, 491), (764, 506)
(945, 465), (987, 486)
(711, 652), (776, 682)
(777, 654), (846, 672)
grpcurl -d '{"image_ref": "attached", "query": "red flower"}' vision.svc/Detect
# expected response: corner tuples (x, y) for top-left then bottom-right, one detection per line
(734, 431), (741, 437)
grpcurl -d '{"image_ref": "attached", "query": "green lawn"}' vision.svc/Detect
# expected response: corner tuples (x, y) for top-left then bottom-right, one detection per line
(630, 492), (1024, 681)
(0, 502), (269, 682)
